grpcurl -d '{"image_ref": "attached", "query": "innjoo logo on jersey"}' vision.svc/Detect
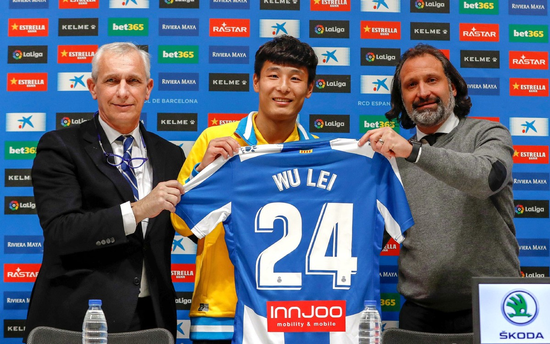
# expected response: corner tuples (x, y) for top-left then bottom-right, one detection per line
(267, 300), (346, 332)
(58, 45), (97, 64)
(361, 21), (401, 40)
(310, 0), (350, 11)
(509, 51), (548, 70)
(510, 78), (549, 97)
(4, 264), (41, 282)
(59, 0), (99, 9)
(259, 20), (300, 38)
(313, 47), (350, 66)
(208, 113), (248, 127)
(360, 75), (393, 94)
(171, 264), (195, 283)
(459, 23), (499, 42)
(7, 73), (47, 92)
(210, 19), (250, 37)
(9, 18), (48, 37)
(513, 146), (549, 164)
(57, 72), (92, 91)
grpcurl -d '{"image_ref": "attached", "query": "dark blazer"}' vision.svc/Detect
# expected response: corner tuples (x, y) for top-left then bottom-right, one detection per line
(24, 115), (184, 341)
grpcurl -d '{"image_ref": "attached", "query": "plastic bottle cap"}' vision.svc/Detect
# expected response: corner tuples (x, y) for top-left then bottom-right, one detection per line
(88, 299), (102, 306)
(364, 300), (377, 307)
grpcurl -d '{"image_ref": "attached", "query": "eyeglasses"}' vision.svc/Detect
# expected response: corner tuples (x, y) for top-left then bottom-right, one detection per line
(97, 134), (148, 169)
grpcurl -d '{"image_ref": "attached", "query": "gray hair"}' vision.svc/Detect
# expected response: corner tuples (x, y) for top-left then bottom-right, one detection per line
(91, 42), (151, 82)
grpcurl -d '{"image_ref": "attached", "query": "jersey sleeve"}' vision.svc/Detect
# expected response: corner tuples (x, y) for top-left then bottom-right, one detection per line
(175, 154), (235, 239)
(375, 153), (414, 244)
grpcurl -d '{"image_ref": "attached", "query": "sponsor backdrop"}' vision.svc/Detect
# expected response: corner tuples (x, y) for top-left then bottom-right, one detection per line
(2, 0), (550, 341)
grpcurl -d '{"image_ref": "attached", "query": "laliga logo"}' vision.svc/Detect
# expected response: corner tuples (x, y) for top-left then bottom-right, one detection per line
(61, 117), (71, 127)
(366, 52), (376, 62)
(515, 204), (525, 215)
(415, 0), (425, 9)
(502, 290), (538, 325)
(165, 0), (174, 3)
(314, 119), (324, 129)
(316, 79), (326, 89)
(13, 50), (23, 60)
(10, 201), (20, 211)
(315, 25), (325, 35)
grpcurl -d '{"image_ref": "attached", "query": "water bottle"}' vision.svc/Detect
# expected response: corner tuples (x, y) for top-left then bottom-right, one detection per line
(82, 299), (108, 344)
(358, 300), (381, 344)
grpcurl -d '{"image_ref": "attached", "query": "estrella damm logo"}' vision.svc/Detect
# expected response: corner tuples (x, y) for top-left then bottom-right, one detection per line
(509, 24), (548, 43)
(502, 290), (538, 325)
(460, 0), (498, 14)
(108, 18), (148, 36)
(5, 141), (38, 160)
(158, 46), (199, 64)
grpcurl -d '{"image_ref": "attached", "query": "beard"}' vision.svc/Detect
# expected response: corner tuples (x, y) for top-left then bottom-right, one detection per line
(407, 86), (456, 127)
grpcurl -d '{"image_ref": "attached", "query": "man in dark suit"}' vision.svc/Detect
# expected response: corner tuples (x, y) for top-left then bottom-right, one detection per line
(24, 42), (185, 342)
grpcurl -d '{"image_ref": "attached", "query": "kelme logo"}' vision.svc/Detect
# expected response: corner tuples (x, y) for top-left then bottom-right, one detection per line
(509, 24), (548, 43)
(108, 18), (149, 36)
(503, 290), (538, 325)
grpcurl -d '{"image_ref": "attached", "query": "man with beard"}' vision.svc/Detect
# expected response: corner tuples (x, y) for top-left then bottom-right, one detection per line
(359, 44), (520, 333)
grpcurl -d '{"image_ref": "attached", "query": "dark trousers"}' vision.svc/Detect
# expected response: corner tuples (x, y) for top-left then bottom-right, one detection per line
(399, 300), (473, 333)
(129, 296), (156, 331)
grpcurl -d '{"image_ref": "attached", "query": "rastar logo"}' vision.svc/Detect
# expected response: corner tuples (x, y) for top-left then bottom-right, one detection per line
(210, 19), (250, 37)
(509, 51), (548, 70)
(510, 24), (548, 43)
(510, 78), (549, 97)
(171, 264), (195, 282)
(208, 113), (248, 127)
(310, 0), (350, 11)
(4, 264), (41, 282)
(7, 73), (47, 92)
(513, 145), (549, 164)
(361, 21), (401, 40)
(59, 0), (99, 9)
(9, 18), (48, 37)
(58, 45), (97, 64)
(267, 300), (346, 332)
(459, 23), (499, 41)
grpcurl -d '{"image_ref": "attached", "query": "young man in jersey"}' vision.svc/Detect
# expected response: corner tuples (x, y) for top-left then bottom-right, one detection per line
(359, 44), (520, 333)
(171, 35), (318, 343)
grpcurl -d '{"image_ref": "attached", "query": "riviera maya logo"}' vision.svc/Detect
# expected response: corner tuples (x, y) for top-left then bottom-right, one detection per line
(415, 0), (424, 9)
(502, 290), (538, 325)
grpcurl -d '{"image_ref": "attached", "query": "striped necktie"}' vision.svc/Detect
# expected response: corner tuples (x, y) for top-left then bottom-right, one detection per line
(117, 135), (139, 201)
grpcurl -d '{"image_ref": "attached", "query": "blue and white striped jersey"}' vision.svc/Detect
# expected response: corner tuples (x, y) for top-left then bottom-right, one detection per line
(175, 138), (413, 344)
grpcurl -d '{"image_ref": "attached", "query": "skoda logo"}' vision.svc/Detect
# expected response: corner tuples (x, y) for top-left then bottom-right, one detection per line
(502, 290), (538, 326)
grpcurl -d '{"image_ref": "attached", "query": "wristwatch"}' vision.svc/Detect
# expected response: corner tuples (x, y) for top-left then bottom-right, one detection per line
(405, 140), (422, 163)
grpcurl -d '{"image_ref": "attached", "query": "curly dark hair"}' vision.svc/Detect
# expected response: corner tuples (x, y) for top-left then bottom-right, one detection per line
(254, 35), (318, 86)
(386, 43), (472, 129)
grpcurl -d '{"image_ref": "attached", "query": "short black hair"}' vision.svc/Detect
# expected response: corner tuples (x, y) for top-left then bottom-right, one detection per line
(386, 43), (472, 129)
(254, 35), (318, 85)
